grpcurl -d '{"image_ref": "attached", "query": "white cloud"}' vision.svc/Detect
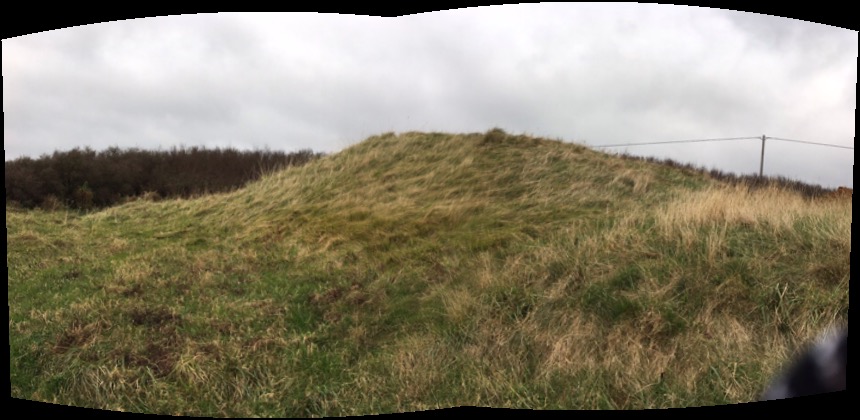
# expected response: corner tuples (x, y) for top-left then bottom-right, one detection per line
(3, 6), (855, 187)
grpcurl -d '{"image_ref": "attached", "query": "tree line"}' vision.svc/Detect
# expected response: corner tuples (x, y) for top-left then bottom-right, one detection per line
(615, 152), (842, 199)
(5, 146), (325, 210)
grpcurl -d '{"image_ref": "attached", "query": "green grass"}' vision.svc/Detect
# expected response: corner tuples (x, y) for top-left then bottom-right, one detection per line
(8, 130), (850, 415)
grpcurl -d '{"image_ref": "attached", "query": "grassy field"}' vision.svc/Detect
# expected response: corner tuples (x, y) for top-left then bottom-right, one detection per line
(7, 130), (850, 416)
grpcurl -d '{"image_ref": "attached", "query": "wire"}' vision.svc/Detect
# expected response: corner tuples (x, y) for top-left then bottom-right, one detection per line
(592, 136), (853, 150)
(593, 136), (758, 148)
(766, 137), (854, 150)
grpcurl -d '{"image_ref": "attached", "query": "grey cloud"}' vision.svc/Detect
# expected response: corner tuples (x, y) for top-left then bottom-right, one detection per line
(3, 7), (854, 188)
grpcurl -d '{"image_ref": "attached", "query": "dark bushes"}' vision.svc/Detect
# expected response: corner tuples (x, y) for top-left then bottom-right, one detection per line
(616, 152), (837, 199)
(6, 146), (324, 210)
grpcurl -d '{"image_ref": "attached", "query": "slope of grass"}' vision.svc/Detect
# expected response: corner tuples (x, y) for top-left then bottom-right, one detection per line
(8, 130), (850, 415)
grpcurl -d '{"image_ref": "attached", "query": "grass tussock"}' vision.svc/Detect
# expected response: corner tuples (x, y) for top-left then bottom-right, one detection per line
(8, 131), (850, 415)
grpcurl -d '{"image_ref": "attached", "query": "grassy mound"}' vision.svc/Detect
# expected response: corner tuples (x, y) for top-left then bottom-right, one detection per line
(8, 130), (850, 415)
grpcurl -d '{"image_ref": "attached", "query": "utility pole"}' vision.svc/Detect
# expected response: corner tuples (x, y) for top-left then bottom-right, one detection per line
(759, 135), (766, 177)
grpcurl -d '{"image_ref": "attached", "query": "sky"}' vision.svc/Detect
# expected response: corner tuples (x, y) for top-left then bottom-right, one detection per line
(3, 5), (856, 188)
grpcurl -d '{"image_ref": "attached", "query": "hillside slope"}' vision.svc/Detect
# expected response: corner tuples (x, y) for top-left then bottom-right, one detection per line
(8, 130), (850, 415)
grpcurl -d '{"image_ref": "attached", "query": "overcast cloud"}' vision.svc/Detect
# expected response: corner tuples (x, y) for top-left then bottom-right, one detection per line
(3, 5), (856, 188)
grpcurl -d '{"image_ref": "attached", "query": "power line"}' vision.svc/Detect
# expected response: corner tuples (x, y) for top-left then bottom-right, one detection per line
(593, 136), (758, 148)
(592, 136), (853, 150)
(588, 134), (852, 180)
(766, 137), (854, 150)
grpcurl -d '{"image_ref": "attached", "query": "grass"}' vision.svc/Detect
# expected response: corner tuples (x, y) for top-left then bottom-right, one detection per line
(8, 130), (851, 415)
